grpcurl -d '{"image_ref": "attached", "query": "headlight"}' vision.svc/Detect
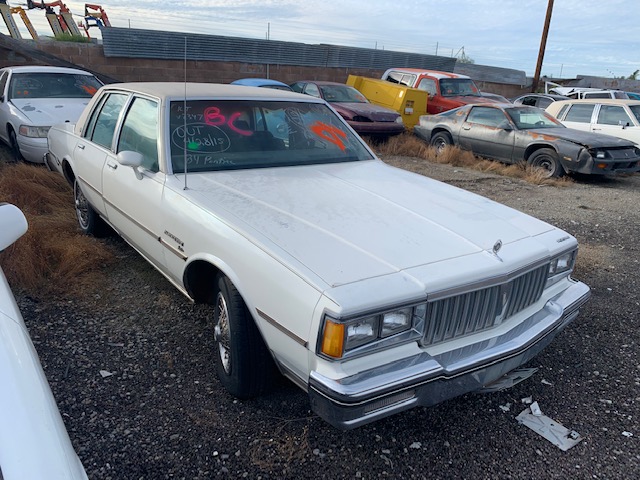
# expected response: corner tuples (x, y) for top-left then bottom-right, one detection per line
(395, 116), (404, 124)
(320, 306), (420, 359)
(547, 249), (577, 284)
(19, 125), (51, 138)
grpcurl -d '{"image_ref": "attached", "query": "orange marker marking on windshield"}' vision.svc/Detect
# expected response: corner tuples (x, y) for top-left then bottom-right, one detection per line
(310, 122), (347, 151)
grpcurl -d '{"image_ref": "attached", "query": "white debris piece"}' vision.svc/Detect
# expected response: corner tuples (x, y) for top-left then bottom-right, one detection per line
(499, 402), (512, 412)
(516, 403), (583, 451)
(521, 396), (533, 404)
(409, 442), (422, 449)
(530, 401), (542, 416)
(99, 370), (114, 378)
(622, 431), (633, 438)
(541, 379), (553, 386)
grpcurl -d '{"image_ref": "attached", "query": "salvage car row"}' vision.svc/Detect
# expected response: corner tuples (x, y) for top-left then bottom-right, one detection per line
(0, 64), (635, 478)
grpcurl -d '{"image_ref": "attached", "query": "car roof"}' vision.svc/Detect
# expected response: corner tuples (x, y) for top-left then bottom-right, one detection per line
(547, 98), (640, 106)
(515, 93), (569, 100)
(100, 82), (317, 101)
(383, 68), (471, 80)
(1, 65), (95, 76)
(230, 78), (290, 88)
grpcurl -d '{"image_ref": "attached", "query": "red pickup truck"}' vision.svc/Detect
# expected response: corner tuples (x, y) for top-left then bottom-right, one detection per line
(381, 68), (500, 114)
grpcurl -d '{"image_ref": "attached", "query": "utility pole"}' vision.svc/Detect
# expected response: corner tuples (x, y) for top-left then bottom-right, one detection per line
(532, 0), (554, 92)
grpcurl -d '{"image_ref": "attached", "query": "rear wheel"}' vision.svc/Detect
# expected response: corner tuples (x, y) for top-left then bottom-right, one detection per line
(213, 274), (275, 399)
(528, 148), (564, 178)
(430, 132), (453, 154)
(74, 178), (108, 236)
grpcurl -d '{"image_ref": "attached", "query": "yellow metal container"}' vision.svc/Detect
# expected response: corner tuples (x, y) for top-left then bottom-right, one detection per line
(347, 75), (428, 129)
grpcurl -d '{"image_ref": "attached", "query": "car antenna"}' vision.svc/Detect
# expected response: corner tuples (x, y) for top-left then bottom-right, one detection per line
(183, 36), (189, 191)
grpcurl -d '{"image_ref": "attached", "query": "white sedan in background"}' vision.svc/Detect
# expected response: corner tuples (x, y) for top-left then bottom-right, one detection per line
(546, 99), (640, 146)
(0, 65), (103, 163)
(0, 203), (87, 480)
(47, 82), (590, 429)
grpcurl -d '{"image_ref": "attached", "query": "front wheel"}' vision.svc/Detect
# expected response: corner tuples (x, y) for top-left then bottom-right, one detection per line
(8, 129), (22, 162)
(74, 179), (108, 236)
(430, 132), (453, 155)
(213, 274), (275, 399)
(528, 148), (564, 178)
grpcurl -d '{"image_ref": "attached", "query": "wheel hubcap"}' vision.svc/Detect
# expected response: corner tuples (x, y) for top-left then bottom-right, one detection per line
(214, 293), (232, 374)
(74, 183), (89, 229)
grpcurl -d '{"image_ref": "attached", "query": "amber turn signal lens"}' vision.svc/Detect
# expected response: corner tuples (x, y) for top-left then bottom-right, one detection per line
(321, 320), (345, 358)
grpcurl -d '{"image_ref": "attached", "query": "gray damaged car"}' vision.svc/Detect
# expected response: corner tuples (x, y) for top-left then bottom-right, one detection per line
(414, 103), (640, 177)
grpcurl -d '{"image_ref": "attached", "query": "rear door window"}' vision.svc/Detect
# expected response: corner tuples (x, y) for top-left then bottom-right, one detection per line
(597, 105), (632, 126)
(564, 104), (595, 123)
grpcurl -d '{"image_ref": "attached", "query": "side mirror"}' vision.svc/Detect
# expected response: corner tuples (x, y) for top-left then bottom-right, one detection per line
(0, 203), (28, 251)
(116, 150), (144, 168)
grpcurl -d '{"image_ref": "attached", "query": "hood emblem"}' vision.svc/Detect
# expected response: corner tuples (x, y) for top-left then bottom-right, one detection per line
(492, 239), (503, 255)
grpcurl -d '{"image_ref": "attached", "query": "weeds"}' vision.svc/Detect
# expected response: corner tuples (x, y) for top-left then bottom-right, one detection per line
(0, 162), (114, 296)
(371, 133), (573, 187)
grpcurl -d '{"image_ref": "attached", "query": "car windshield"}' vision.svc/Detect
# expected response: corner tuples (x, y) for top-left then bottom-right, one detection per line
(169, 100), (374, 173)
(439, 78), (480, 97)
(8, 72), (102, 99)
(318, 85), (368, 103)
(506, 107), (564, 130)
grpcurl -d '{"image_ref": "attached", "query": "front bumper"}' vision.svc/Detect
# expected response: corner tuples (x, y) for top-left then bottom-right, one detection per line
(309, 280), (590, 430)
(16, 134), (47, 164)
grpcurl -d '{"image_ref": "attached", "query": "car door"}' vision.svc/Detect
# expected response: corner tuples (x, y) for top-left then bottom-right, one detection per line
(459, 106), (515, 162)
(101, 95), (166, 268)
(73, 91), (130, 217)
(592, 104), (640, 143)
(0, 70), (10, 143)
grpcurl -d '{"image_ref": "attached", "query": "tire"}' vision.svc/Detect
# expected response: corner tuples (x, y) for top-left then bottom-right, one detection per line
(8, 129), (22, 162)
(74, 178), (109, 236)
(213, 274), (275, 399)
(528, 148), (564, 178)
(430, 132), (453, 154)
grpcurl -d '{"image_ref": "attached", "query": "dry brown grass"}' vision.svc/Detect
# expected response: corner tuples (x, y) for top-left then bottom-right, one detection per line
(372, 133), (574, 187)
(0, 162), (114, 297)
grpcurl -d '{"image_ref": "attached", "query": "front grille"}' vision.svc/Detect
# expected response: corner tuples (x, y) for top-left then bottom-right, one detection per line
(422, 264), (548, 346)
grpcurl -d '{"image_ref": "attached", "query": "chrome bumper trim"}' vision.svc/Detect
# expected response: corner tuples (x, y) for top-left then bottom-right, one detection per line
(308, 280), (590, 430)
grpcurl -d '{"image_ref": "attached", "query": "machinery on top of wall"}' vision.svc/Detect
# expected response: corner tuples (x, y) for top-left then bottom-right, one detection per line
(0, 0), (38, 38)
(26, 0), (82, 36)
(81, 3), (110, 39)
(0, 0), (110, 39)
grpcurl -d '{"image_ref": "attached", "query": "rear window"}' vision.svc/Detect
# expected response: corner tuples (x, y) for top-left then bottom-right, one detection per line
(169, 100), (374, 173)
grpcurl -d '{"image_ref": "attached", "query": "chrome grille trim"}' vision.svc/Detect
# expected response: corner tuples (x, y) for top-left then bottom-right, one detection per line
(423, 264), (549, 346)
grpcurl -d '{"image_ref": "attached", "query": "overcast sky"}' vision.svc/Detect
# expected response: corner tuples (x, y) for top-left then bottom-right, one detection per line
(7, 0), (639, 80)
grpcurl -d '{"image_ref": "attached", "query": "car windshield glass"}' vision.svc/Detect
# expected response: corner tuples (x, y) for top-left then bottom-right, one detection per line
(628, 105), (640, 123)
(319, 85), (367, 103)
(8, 72), (102, 99)
(506, 107), (563, 130)
(439, 79), (480, 97)
(169, 100), (374, 173)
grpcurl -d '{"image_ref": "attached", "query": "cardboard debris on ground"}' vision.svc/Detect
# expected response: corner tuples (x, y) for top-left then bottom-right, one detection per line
(516, 402), (583, 451)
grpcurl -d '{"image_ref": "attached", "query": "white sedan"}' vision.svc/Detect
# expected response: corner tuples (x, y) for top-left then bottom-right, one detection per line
(47, 82), (590, 429)
(0, 65), (103, 163)
(0, 203), (87, 479)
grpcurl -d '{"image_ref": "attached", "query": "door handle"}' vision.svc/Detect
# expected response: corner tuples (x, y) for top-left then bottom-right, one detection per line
(78, 144), (85, 150)
(463, 126), (471, 130)
(592, 128), (602, 131)
(107, 162), (118, 170)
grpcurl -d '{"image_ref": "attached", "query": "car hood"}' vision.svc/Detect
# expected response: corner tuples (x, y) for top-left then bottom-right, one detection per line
(10, 98), (91, 126)
(333, 102), (399, 121)
(527, 127), (635, 147)
(182, 160), (555, 288)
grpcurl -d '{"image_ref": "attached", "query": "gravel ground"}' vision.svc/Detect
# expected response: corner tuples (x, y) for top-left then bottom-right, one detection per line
(12, 154), (640, 479)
